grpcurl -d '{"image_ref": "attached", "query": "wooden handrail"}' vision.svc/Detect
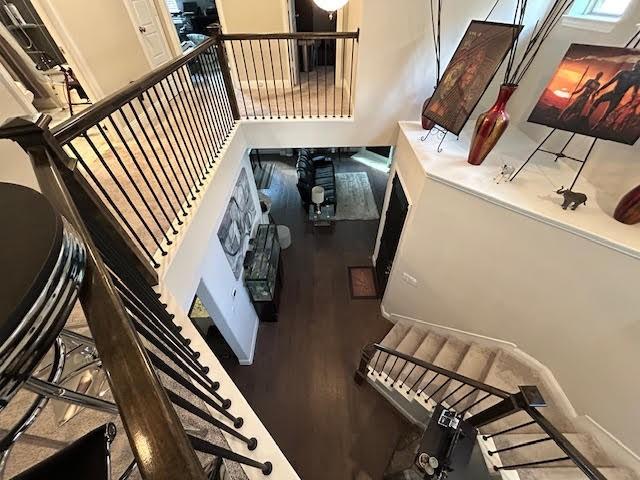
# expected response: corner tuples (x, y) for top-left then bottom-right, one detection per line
(218, 30), (360, 41)
(1, 115), (207, 480)
(51, 37), (218, 144)
(371, 343), (512, 399)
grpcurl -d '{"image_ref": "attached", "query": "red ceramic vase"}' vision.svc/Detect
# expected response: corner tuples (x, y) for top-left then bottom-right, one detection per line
(614, 185), (640, 225)
(421, 97), (435, 130)
(468, 83), (518, 166)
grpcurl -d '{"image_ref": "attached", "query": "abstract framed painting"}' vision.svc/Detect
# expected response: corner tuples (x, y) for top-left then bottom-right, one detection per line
(528, 44), (640, 145)
(423, 20), (522, 135)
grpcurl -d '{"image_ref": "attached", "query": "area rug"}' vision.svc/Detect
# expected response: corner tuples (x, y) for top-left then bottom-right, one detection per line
(254, 162), (275, 190)
(348, 266), (379, 299)
(334, 172), (380, 220)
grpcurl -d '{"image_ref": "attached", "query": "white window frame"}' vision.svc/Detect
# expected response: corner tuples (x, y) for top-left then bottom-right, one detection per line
(563, 0), (634, 32)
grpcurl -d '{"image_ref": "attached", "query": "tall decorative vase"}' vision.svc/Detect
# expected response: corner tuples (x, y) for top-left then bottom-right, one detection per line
(614, 185), (640, 225)
(421, 97), (435, 130)
(468, 84), (518, 166)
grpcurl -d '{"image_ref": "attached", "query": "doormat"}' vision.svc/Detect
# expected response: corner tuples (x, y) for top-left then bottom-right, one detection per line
(348, 266), (379, 299)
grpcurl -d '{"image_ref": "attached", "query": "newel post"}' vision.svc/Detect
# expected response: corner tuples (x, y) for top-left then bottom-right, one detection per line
(466, 385), (546, 429)
(209, 25), (241, 121)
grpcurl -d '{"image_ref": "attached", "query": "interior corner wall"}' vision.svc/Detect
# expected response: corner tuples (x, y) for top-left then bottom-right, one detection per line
(161, 128), (262, 363)
(34, 0), (151, 99)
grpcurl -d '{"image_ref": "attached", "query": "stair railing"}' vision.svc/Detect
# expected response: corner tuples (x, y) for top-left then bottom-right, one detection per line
(214, 28), (360, 119)
(0, 115), (272, 477)
(356, 343), (607, 480)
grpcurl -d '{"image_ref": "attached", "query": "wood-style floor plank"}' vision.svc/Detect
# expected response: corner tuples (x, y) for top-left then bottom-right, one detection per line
(224, 153), (408, 480)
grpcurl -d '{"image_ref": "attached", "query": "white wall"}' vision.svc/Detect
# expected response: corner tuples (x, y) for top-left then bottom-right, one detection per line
(161, 127), (262, 364)
(381, 131), (640, 456)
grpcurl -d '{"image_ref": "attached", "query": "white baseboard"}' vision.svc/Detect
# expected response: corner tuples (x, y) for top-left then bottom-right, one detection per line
(575, 415), (640, 476)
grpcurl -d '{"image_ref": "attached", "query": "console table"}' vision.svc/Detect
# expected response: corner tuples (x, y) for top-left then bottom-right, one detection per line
(245, 224), (282, 322)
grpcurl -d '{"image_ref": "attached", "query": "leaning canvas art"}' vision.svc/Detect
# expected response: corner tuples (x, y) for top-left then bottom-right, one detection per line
(528, 44), (640, 145)
(218, 168), (256, 279)
(423, 20), (521, 135)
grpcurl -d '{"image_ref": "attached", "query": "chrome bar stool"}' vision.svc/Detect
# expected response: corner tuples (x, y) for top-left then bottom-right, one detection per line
(0, 183), (118, 477)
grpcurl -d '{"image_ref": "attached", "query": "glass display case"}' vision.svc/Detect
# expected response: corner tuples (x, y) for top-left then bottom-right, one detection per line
(245, 225), (282, 321)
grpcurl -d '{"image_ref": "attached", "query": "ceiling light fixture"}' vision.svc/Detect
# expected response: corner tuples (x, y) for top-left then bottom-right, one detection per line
(313, 0), (349, 19)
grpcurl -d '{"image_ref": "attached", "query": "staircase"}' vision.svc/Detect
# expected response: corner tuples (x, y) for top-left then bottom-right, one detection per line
(357, 320), (637, 480)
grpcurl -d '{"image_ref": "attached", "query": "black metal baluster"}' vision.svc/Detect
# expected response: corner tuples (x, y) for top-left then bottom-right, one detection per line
(167, 72), (209, 180)
(229, 40), (250, 119)
(267, 39), (280, 118)
(494, 456), (570, 471)
(168, 390), (257, 449)
(107, 115), (180, 231)
(448, 386), (477, 410)
(399, 363), (417, 387)
(197, 50), (228, 146)
(95, 124), (171, 246)
(315, 40), (320, 117)
(340, 37), (346, 117)
(461, 392), (493, 414)
(285, 38), (297, 118)
(393, 360), (408, 384)
(416, 373), (440, 396)
(237, 40), (257, 119)
(307, 44), (312, 116)
(257, 39), (272, 118)
(378, 353), (392, 377)
(210, 47), (236, 133)
(387, 355), (400, 382)
(204, 45), (233, 135)
(82, 130), (167, 256)
(177, 67), (216, 168)
(66, 142), (159, 267)
(333, 39), (337, 117)
(407, 369), (428, 393)
(439, 382), (465, 405)
(276, 39), (289, 118)
(188, 436), (272, 475)
(189, 61), (222, 158)
(429, 377), (453, 401)
(489, 436), (554, 457)
(137, 91), (195, 207)
(348, 38), (355, 117)
(372, 350), (382, 372)
(482, 420), (537, 440)
(248, 40), (264, 119)
(324, 39), (328, 117)
(158, 80), (203, 192)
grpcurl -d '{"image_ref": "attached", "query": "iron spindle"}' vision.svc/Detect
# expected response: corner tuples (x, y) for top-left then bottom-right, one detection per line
(315, 40), (319, 117)
(387, 355), (400, 382)
(488, 436), (553, 456)
(205, 46), (234, 133)
(267, 39), (280, 118)
(494, 456), (570, 471)
(248, 40), (264, 118)
(65, 142), (159, 267)
(393, 360), (408, 383)
(229, 40), (251, 119)
(482, 420), (537, 440)
(408, 369), (428, 393)
(285, 38), (297, 118)
(82, 131), (167, 256)
(107, 116), (180, 230)
(188, 436), (272, 475)
(333, 39), (337, 117)
(197, 51), (229, 144)
(461, 392), (493, 414)
(429, 377), (453, 401)
(158, 81), (203, 192)
(210, 48), (236, 133)
(324, 39), (328, 117)
(307, 47), (312, 116)
(340, 38), (346, 117)
(188, 61), (222, 157)
(371, 350), (382, 372)
(257, 39), (273, 118)
(416, 373), (440, 397)
(348, 38), (355, 117)
(439, 382), (465, 405)
(276, 39), (289, 118)
(95, 124), (172, 245)
(399, 363), (417, 387)
(448, 386), (478, 410)
(379, 352), (392, 377)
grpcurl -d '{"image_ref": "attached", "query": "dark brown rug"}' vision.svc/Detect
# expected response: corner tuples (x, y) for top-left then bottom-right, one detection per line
(348, 266), (379, 299)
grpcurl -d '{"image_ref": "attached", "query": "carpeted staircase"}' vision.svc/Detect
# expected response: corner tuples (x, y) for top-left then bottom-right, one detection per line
(366, 320), (637, 480)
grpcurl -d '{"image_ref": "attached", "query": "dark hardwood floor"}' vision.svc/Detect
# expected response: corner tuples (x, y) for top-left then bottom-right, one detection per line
(224, 152), (409, 479)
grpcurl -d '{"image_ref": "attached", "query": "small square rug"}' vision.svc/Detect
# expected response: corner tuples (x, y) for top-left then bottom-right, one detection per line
(348, 266), (378, 299)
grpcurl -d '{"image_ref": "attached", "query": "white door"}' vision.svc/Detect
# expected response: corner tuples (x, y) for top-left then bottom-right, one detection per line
(126, 0), (172, 68)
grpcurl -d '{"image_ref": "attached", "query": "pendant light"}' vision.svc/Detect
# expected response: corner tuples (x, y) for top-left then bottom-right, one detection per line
(313, 0), (349, 16)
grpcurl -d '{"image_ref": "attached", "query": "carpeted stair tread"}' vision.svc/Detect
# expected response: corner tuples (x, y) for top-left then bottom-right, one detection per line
(397, 330), (446, 389)
(416, 337), (468, 401)
(384, 328), (428, 379)
(441, 343), (496, 409)
(380, 323), (411, 351)
(516, 467), (637, 480)
(491, 433), (612, 468)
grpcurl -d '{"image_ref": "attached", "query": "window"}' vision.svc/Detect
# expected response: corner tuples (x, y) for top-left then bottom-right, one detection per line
(587, 0), (632, 16)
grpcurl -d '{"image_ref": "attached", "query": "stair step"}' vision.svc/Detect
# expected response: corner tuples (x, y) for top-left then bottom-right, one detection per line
(477, 351), (575, 435)
(397, 330), (446, 390)
(441, 343), (496, 409)
(384, 327), (428, 379)
(515, 467), (636, 480)
(416, 337), (468, 401)
(380, 322), (411, 350)
(491, 433), (612, 469)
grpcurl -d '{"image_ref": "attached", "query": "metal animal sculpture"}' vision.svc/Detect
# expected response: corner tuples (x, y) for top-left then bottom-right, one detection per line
(555, 186), (588, 210)
(494, 164), (515, 184)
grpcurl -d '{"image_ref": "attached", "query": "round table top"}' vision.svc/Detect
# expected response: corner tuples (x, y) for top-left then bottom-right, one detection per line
(0, 183), (63, 343)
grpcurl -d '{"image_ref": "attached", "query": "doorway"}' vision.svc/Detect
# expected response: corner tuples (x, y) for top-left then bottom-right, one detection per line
(375, 174), (408, 296)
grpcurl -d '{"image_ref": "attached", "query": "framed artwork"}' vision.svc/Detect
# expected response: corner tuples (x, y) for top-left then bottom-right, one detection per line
(218, 167), (257, 279)
(528, 44), (640, 145)
(423, 20), (522, 135)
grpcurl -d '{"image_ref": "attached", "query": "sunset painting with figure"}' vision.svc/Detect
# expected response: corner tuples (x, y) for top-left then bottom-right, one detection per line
(528, 44), (640, 145)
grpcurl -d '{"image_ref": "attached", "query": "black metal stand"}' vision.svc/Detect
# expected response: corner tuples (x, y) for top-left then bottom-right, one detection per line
(420, 124), (449, 153)
(509, 129), (597, 190)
